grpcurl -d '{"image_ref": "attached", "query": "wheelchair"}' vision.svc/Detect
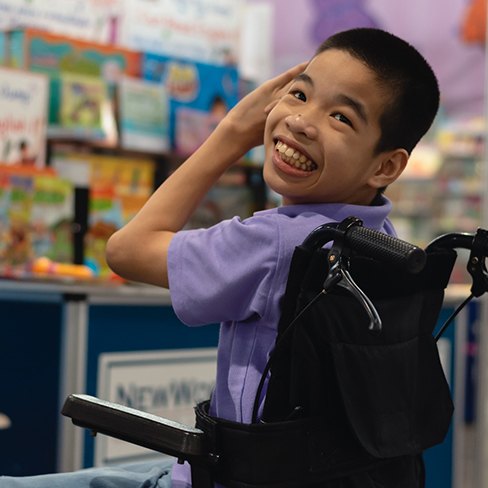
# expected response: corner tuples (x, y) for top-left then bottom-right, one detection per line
(62, 217), (488, 488)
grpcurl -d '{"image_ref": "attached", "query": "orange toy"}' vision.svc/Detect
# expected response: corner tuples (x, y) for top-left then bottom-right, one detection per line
(32, 257), (94, 280)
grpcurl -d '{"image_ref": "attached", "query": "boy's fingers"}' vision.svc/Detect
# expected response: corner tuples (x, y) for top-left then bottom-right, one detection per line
(291, 61), (309, 73)
(274, 61), (308, 86)
(271, 62), (308, 99)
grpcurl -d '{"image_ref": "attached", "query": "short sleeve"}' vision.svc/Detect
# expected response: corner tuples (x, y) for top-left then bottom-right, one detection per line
(167, 216), (279, 326)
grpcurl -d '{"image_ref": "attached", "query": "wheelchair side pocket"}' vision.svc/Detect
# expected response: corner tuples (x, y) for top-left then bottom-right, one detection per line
(329, 334), (454, 459)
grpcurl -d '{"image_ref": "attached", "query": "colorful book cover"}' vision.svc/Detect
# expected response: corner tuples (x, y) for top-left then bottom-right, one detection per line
(31, 173), (73, 264)
(0, 67), (49, 168)
(57, 73), (117, 144)
(0, 165), (74, 276)
(0, 168), (34, 269)
(118, 76), (170, 153)
(141, 53), (238, 153)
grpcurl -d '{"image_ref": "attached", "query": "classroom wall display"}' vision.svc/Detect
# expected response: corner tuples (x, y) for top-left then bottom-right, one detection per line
(118, 0), (243, 66)
(117, 76), (170, 153)
(141, 53), (239, 154)
(0, 67), (49, 168)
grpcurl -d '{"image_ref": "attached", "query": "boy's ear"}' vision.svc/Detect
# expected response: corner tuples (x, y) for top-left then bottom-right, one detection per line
(368, 149), (409, 189)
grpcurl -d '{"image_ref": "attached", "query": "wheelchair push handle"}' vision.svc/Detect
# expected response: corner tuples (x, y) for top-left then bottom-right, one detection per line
(302, 217), (426, 274)
(345, 225), (426, 274)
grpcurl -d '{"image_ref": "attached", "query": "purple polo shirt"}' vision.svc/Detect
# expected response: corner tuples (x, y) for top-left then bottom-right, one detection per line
(168, 198), (395, 487)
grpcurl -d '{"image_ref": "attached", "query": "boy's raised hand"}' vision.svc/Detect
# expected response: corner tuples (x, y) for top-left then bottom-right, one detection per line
(220, 62), (308, 153)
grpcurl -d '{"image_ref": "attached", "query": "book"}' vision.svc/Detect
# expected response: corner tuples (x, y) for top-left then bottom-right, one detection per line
(118, 76), (170, 153)
(141, 53), (238, 152)
(56, 72), (117, 144)
(0, 67), (49, 168)
(0, 165), (74, 277)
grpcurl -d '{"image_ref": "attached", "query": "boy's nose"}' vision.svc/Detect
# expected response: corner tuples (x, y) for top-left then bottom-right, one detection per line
(285, 113), (318, 140)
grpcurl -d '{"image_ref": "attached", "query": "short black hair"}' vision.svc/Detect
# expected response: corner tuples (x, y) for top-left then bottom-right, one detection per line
(316, 28), (439, 154)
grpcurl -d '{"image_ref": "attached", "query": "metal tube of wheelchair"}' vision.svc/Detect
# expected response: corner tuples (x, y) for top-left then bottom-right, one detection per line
(301, 222), (342, 251)
(425, 232), (476, 253)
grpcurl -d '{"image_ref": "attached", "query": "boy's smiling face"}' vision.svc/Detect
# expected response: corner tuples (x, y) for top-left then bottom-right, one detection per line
(263, 48), (405, 206)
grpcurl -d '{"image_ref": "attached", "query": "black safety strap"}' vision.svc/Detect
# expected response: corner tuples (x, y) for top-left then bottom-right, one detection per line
(194, 400), (391, 488)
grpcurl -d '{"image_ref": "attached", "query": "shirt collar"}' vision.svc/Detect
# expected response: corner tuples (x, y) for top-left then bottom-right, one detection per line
(254, 195), (393, 231)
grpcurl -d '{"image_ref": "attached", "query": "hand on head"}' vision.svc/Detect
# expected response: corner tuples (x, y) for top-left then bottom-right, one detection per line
(220, 62), (308, 151)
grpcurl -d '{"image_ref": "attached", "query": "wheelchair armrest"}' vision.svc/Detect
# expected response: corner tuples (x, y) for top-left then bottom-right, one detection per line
(61, 394), (207, 461)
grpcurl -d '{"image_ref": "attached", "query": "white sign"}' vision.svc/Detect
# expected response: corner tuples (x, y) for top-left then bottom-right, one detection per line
(0, 0), (243, 65)
(0, 0), (122, 43)
(96, 348), (217, 466)
(118, 0), (243, 65)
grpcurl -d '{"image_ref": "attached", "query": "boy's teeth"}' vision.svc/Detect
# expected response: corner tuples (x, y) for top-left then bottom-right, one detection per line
(275, 141), (317, 171)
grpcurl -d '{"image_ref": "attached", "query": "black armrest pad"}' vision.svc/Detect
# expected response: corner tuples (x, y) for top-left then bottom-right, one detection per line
(62, 394), (207, 460)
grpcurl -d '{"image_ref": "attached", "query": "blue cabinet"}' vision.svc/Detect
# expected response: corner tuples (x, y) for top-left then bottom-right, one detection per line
(0, 298), (63, 476)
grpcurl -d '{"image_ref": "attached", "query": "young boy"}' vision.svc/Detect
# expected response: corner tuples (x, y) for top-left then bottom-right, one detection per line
(1, 27), (439, 488)
(107, 27), (439, 488)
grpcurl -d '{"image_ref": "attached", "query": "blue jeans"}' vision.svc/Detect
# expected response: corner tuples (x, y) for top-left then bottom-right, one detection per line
(0, 459), (175, 488)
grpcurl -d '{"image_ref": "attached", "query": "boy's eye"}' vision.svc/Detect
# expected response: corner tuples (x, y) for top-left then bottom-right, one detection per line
(290, 90), (306, 102)
(332, 112), (352, 126)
